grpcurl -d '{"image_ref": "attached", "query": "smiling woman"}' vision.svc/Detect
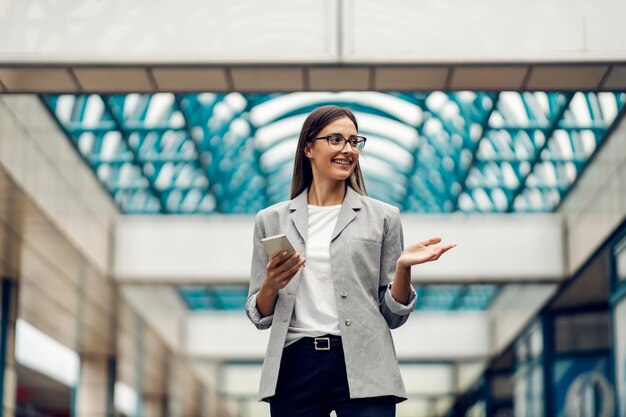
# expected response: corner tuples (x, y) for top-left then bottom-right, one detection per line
(246, 105), (456, 417)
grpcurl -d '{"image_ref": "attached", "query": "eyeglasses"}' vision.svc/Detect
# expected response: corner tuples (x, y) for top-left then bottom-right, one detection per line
(307, 134), (367, 152)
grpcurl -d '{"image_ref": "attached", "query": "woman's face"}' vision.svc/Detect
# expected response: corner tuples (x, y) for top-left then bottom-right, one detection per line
(305, 116), (360, 183)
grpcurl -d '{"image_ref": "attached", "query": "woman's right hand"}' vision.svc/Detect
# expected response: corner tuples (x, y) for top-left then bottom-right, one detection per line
(256, 251), (305, 317)
(262, 251), (306, 293)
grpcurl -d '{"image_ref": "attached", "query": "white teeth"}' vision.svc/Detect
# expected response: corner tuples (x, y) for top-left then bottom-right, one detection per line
(332, 160), (351, 165)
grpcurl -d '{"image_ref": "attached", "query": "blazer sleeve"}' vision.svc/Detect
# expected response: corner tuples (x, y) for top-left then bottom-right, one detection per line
(246, 213), (273, 330)
(378, 207), (417, 329)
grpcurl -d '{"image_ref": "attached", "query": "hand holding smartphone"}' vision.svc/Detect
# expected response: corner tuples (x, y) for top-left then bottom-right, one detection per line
(258, 234), (305, 300)
(256, 234), (304, 315)
(260, 234), (296, 258)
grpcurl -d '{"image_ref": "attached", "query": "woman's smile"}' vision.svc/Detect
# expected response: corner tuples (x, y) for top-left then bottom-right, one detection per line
(331, 158), (353, 169)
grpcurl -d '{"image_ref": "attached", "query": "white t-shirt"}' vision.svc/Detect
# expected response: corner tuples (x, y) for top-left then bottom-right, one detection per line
(284, 204), (342, 347)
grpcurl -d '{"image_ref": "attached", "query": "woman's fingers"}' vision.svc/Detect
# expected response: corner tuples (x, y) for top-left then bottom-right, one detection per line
(433, 243), (456, 259)
(268, 251), (299, 270)
(398, 239), (456, 267)
(266, 253), (305, 286)
(440, 243), (456, 254)
(276, 253), (300, 274)
(420, 236), (442, 246)
(267, 251), (288, 269)
(285, 256), (306, 275)
(277, 256), (305, 282)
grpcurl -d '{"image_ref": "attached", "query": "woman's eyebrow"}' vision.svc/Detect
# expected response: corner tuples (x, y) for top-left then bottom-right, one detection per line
(326, 132), (357, 136)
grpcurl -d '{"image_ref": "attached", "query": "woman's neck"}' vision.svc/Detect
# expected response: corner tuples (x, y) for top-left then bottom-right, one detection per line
(307, 180), (346, 206)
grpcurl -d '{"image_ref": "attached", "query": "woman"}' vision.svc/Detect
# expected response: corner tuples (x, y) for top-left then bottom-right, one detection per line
(246, 105), (455, 417)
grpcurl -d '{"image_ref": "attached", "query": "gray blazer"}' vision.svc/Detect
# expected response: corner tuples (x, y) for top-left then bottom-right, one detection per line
(246, 186), (417, 402)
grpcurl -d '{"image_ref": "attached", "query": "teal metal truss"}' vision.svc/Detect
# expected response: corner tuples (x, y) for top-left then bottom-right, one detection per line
(41, 91), (626, 214)
(178, 283), (499, 312)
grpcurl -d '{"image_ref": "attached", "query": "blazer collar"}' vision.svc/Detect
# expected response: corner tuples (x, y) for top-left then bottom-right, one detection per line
(289, 186), (362, 242)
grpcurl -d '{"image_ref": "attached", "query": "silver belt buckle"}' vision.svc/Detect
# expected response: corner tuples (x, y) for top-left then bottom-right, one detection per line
(314, 337), (331, 351)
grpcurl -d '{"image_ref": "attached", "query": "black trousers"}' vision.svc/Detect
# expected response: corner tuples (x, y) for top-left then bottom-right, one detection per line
(269, 335), (396, 417)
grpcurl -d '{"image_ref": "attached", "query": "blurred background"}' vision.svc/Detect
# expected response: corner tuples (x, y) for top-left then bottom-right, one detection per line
(0, 1), (625, 416)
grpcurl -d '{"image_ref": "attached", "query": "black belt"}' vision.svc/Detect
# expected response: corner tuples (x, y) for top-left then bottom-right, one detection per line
(295, 334), (342, 351)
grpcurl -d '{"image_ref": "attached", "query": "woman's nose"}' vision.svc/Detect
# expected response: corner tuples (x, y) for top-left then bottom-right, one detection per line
(341, 143), (355, 154)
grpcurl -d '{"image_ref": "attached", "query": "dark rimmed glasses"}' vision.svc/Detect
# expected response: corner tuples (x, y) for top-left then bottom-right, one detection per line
(307, 133), (367, 152)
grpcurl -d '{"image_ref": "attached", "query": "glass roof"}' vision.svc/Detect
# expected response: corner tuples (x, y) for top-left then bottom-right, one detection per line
(42, 91), (625, 214)
(179, 284), (499, 312)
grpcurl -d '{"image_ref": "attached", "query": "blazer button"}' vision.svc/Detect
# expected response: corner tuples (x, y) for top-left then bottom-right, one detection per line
(345, 319), (352, 326)
(341, 291), (348, 298)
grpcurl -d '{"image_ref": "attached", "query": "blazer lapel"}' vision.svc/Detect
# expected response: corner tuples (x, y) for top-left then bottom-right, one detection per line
(331, 186), (362, 242)
(289, 188), (309, 242)
(290, 186), (363, 243)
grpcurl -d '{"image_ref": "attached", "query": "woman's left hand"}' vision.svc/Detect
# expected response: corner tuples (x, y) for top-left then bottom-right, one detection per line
(397, 237), (456, 269)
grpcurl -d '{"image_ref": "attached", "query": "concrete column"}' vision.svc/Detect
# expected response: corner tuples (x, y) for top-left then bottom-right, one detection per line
(1, 279), (18, 417)
(166, 357), (184, 417)
(74, 355), (114, 417)
(202, 386), (217, 417)
(142, 394), (167, 417)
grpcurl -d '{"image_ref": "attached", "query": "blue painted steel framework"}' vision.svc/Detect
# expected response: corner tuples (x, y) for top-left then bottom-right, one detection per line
(41, 91), (626, 215)
(178, 283), (498, 312)
(611, 226), (626, 309)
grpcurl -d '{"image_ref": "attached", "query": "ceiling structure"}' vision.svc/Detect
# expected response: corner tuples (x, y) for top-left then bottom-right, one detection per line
(42, 91), (625, 215)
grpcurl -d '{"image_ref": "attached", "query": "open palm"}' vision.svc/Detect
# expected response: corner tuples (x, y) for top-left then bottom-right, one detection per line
(397, 237), (456, 268)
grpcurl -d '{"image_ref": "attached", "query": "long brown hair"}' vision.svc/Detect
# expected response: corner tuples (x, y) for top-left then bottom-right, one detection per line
(290, 105), (367, 199)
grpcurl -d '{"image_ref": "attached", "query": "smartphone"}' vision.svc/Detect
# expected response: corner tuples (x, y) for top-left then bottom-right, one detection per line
(260, 234), (296, 258)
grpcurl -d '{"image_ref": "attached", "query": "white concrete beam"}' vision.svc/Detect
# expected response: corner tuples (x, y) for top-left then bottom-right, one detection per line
(1, 0), (624, 64)
(400, 214), (564, 282)
(235, 397), (446, 417)
(120, 286), (188, 353)
(114, 214), (564, 284)
(457, 361), (488, 393)
(185, 311), (491, 361)
(186, 312), (270, 361)
(489, 284), (558, 354)
(219, 364), (262, 398)
(392, 312), (491, 360)
(0, 1), (336, 64)
(216, 363), (457, 417)
(345, 0), (626, 63)
(239, 400), (270, 417)
(217, 362), (456, 399)
(401, 364), (455, 397)
(394, 398), (438, 417)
